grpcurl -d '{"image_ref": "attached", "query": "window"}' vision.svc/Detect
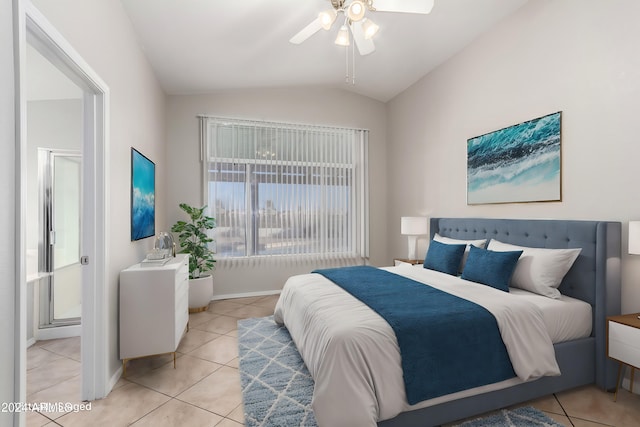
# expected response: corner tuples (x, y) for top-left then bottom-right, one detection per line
(200, 117), (369, 261)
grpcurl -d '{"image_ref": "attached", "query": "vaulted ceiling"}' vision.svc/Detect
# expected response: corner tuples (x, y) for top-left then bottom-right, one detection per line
(121, 0), (529, 102)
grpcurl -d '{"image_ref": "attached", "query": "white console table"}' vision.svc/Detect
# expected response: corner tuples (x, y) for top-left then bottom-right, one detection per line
(119, 254), (189, 375)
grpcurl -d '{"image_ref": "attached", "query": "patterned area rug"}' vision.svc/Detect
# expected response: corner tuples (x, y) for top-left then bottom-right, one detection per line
(238, 316), (564, 427)
(455, 406), (565, 426)
(238, 316), (317, 427)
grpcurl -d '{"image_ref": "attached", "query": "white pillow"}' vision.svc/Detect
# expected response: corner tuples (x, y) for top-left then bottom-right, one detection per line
(486, 239), (581, 299)
(433, 233), (487, 273)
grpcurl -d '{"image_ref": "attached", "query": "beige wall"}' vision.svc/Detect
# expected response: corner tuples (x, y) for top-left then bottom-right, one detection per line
(386, 0), (640, 313)
(32, 0), (168, 379)
(166, 88), (387, 296)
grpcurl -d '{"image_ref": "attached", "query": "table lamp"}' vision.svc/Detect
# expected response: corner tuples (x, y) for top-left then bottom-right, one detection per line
(401, 216), (428, 260)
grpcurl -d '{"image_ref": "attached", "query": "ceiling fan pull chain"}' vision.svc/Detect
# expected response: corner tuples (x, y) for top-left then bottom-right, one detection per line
(352, 39), (356, 85)
(345, 43), (350, 84)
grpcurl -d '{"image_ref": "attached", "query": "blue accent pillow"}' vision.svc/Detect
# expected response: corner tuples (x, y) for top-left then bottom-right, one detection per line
(461, 245), (523, 292)
(423, 240), (467, 276)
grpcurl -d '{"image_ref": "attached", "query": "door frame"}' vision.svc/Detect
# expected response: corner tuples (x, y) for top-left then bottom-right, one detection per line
(16, 0), (110, 411)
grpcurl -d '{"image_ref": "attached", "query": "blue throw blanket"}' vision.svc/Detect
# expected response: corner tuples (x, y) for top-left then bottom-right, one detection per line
(313, 265), (515, 404)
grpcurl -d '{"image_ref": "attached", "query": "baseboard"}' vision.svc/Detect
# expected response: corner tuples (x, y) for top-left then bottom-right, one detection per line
(26, 337), (36, 348)
(622, 373), (640, 395)
(109, 364), (124, 394)
(212, 289), (281, 301)
(35, 324), (81, 341)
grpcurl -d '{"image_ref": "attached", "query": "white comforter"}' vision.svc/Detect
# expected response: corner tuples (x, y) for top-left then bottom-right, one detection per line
(273, 264), (560, 427)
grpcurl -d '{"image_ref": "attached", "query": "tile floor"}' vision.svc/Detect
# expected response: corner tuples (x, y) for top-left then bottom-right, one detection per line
(26, 294), (640, 427)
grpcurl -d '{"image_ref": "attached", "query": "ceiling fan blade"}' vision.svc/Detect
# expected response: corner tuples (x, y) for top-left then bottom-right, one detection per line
(289, 18), (323, 44)
(373, 0), (434, 14)
(350, 21), (375, 56)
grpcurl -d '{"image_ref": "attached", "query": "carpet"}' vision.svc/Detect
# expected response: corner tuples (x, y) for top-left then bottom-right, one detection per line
(238, 316), (564, 427)
(454, 406), (565, 426)
(238, 316), (317, 427)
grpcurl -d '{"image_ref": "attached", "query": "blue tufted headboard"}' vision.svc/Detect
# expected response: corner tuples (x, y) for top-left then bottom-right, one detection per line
(430, 218), (621, 389)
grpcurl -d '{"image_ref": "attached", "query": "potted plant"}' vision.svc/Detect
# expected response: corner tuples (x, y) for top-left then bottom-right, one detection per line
(171, 203), (216, 312)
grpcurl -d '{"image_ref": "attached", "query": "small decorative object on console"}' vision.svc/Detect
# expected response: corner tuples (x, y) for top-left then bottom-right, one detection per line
(154, 231), (175, 257)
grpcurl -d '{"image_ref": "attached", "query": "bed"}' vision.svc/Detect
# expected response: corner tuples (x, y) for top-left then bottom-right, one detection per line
(274, 218), (621, 427)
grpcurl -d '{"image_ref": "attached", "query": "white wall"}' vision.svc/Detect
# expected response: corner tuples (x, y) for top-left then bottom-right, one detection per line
(386, 0), (640, 313)
(1, 0), (18, 423)
(31, 0), (168, 380)
(26, 99), (82, 259)
(166, 88), (387, 296)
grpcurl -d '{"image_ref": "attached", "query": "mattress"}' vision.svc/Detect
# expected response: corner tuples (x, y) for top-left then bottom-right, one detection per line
(274, 263), (572, 427)
(407, 264), (593, 344)
(507, 287), (592, 343)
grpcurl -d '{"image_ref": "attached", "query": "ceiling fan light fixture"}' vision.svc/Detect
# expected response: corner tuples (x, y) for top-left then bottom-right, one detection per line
(335, 25), (350, 46)
(347, 1), (366, 22)
(361, 18), (379, 39)
(318, 9), (338, 30)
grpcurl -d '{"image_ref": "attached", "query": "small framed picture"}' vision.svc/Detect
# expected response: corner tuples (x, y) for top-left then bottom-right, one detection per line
(131, 147), (155, 240)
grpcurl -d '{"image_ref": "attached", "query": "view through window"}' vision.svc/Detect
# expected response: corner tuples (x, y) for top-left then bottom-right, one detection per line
(202, 118), (368, 260)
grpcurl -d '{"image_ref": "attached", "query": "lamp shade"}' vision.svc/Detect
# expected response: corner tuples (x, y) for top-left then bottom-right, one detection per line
(318, 9), (337, 30)
(629, 221), (640, 254)
(335, 25), (350, 46)
(401, 217), (428, 236)
(347, 1), (366, 22)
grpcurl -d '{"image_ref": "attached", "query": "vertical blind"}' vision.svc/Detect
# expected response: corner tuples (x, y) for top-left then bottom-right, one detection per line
(200, 116), (369, 264)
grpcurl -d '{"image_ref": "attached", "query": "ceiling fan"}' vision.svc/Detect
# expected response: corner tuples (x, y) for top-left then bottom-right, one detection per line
(290, 0), (435, 56)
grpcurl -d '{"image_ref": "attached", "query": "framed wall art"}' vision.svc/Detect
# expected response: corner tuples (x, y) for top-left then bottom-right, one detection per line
(467, 111), (562, 205)
(131, 147), (155, 240)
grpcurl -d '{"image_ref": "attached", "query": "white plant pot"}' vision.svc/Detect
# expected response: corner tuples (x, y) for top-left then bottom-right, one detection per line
(189, 275), (213, 313)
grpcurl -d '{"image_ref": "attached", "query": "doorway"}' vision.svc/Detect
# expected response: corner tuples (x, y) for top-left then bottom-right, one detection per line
(18, 2), (110, 408)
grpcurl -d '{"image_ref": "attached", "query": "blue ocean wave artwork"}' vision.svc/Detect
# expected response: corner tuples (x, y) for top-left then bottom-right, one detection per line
(467, 112), (561, 204)
(131, 149), (155, 240)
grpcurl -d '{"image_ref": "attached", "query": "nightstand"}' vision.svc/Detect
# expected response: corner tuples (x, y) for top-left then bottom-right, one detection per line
(607, 313), (640, 400)
(394, 258), (423, 266)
